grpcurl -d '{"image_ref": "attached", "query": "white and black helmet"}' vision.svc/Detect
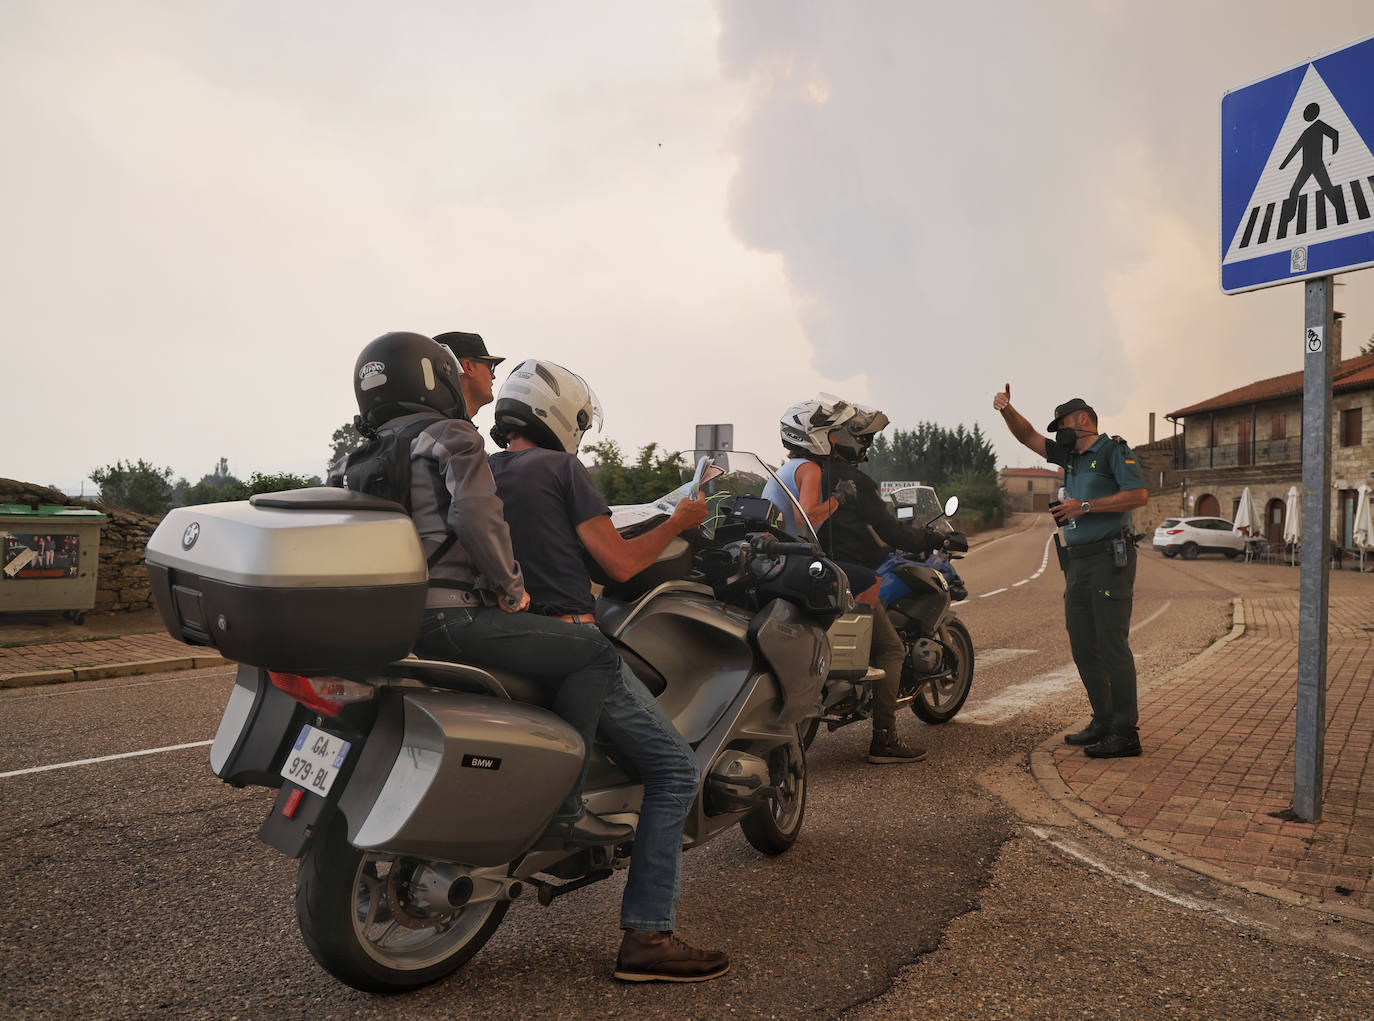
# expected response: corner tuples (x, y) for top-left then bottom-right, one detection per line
(490, 359), (604, 453)
(780, 395), (856, 457)
(832, 399), (889, 462)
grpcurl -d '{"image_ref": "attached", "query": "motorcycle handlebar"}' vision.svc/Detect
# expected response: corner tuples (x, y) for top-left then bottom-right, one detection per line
(753, 535), (821, 557)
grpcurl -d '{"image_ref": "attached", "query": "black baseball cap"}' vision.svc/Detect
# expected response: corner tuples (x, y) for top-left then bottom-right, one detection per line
(434, 331), (505, 368)
(1047, 398), (1095, 432)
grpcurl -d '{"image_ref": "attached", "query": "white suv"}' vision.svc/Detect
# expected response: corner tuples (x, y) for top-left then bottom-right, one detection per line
(1153, 517), (1246, 560)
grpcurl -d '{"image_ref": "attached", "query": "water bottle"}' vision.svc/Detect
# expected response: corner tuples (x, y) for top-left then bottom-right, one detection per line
(1058, 486), (1076, 530)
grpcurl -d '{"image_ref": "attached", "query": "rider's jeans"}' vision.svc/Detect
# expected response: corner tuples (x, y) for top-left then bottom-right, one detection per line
(596, 655), (699, 932)
(414, 606), (619, 819)
(870, 602), (905, 732)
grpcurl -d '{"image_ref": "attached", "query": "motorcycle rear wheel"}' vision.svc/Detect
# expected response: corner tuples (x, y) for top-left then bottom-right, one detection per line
(740, 739), (807, 855)
(295, 813), (510, 993)
(911, 617), (974, 724)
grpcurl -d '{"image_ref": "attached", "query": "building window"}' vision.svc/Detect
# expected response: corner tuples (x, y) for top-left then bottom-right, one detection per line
(1209, 420), (1219, 446)
(1340, 407), (1362, 447)
(1027, 480), (1033, 491)
(1271, 413), (1286, 440)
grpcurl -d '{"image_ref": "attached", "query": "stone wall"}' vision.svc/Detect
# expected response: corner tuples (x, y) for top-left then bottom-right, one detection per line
(1, 479), (158, 615)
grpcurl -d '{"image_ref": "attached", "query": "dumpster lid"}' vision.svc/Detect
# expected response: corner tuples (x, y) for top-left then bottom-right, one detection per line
(1, 504), (108, 522)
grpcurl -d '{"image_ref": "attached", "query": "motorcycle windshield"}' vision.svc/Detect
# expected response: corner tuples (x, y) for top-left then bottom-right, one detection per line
(611, 452), (819, 545)
(889, 484), (953, 533)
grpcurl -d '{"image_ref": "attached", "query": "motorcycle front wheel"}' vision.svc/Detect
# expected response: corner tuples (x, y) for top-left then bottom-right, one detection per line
(295, 813), (510, 993)
(911, 617), (974, 724)
(740, 738), (807, 855)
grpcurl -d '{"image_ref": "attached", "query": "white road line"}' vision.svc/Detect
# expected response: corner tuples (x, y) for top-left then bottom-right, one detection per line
(1028, 826), (1271, 930)
(974, 648), (1037, 668)
(959, 600), (1174, 726)
(980, 532), (1054, 599)
(0, 740), (212, 779)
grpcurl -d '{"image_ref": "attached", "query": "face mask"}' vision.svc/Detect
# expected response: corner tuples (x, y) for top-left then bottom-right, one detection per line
(1055, 427), (1080, 448)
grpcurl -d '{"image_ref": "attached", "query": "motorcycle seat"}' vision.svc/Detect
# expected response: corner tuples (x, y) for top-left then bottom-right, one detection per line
(399, 658), (554, 708)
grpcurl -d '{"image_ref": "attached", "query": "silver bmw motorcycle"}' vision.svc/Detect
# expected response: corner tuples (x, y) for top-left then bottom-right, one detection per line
(146, 453), (842, 993)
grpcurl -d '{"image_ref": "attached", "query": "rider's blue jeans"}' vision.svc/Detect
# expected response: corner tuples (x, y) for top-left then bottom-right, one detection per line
(596, 656), (699, 932)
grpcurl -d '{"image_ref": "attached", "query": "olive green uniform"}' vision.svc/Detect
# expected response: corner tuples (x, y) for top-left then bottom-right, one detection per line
(1045, 434), (1145, 737)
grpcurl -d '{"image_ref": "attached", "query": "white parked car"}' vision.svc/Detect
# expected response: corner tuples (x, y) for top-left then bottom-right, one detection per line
(1153, 517), (1246, 560)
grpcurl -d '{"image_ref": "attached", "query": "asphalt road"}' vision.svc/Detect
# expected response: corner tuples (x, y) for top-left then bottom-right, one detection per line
(3, 519), (1371, 1019)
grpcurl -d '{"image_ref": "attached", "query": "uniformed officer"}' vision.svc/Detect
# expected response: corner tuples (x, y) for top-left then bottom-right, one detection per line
(992, 385), (1148, 757)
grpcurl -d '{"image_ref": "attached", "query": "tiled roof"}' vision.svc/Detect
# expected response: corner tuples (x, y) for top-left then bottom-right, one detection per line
(999, 467), (1063, 478)
(1169, 351), (1374, 418)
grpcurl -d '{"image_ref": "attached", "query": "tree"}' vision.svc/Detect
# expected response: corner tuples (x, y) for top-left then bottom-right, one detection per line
(330, 420), (364, 465)
(179, 457), (244, 505)
(863, 421), (1004, 524)
(1360, 331), (1374, 356)
(584, 439), (690, 505)
(89, 459), (175, 515)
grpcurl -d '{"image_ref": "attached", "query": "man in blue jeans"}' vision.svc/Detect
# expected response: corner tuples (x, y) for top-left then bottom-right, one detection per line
(487, 356), (728, 983)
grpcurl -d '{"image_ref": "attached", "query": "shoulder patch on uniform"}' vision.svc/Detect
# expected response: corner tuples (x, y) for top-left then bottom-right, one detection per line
(1124, 458), (1136, 465)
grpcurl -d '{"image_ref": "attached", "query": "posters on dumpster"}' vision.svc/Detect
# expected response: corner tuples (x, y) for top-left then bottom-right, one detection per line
(1, 533), (80, 579)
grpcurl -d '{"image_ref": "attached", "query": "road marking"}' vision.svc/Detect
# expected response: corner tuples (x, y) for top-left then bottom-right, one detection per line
(979, 533), (1055, 599)
(0, 740), (213, 779)
(1028, 826), (1272, 931)
(976, 648), (1037, 668)
(958, 601), (1173, 725)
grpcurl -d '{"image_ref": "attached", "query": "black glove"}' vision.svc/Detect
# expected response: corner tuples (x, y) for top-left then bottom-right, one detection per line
(833, 479), (858, 505)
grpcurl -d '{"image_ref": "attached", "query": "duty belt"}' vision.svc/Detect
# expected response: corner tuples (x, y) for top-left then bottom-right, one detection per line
(1067, 537), (1122, 559)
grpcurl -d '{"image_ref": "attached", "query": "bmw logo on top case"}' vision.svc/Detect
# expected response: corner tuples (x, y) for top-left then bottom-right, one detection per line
(182, 522), (201, 550)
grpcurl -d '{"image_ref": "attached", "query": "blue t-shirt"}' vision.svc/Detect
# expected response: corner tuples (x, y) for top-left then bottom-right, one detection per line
(489, 447), (610, 614)
(1044, 433), (1145, 545)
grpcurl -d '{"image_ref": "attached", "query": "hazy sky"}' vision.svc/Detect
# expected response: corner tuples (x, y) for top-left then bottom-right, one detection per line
(4, 1), (1373, 495)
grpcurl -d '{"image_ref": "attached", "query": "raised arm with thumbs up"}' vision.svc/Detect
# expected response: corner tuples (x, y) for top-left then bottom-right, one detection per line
(991, 382), (1048, 459)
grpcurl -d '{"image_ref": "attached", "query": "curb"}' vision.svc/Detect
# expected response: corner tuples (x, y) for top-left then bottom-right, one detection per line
(0, 654), (229, 690)
(1027, 596), (1374, 926)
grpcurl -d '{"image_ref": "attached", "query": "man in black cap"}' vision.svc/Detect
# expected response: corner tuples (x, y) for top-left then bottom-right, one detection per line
(435, 331), (505, 413)
(992, 384), (1147, 757)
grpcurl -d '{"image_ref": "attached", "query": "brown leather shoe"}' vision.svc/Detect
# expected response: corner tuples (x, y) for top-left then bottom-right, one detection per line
(614, 929), (729, 983)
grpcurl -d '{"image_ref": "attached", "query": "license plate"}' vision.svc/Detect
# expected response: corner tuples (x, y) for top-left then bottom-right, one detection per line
(280, 725), (351, 798)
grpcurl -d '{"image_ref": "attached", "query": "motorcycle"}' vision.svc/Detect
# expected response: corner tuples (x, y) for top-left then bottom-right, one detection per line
(145, 453), (843, 993)
(802, 493), (975, 748)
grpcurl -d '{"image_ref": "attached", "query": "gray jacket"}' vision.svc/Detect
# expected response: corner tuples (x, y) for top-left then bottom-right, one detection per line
(330, 413), (525, 610)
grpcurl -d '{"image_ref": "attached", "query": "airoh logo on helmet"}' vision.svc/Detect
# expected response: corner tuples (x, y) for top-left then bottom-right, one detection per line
(359, 361), (384, 379)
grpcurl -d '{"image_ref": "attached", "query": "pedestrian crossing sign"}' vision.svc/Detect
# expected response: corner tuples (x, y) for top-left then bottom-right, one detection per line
(1221, 34), (1374, 293)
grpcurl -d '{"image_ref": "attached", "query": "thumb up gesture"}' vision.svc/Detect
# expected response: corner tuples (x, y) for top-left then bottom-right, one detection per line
(992, 383), (1012, 413)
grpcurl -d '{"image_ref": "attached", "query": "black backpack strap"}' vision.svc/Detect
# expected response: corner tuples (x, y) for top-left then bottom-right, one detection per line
(396, 415), (458, 569)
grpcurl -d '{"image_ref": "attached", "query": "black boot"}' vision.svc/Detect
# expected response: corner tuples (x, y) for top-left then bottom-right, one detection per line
(1065, 720), (1109, 746)
(535, 811), (634, 849)
(1084, 732), (1142, 758)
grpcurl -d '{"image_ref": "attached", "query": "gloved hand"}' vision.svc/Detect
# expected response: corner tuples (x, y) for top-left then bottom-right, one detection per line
(833, 479), (858, 505)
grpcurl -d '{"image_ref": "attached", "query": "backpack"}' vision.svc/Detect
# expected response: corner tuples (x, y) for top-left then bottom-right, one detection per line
(333, 415), (455, 567)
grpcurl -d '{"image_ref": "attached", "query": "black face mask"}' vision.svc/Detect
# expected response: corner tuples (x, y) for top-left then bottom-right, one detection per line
(1055, 426), (1080, 448)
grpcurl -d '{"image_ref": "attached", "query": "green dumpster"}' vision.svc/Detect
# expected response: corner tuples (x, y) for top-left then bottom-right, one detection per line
(0, 505), (108, 623)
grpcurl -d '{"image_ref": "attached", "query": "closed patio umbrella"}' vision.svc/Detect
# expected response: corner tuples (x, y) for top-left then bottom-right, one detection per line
(1283, 485), (1302, 565)
(1354, 482), (1374, 572)
(1232, 487), (1261, 536)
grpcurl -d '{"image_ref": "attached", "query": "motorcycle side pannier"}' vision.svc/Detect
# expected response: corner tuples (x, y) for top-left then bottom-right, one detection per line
(145, 489), (428, 673)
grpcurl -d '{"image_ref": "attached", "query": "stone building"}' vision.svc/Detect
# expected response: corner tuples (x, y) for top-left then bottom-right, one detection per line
(1165, 339), (1374, 549)
(999, 466), (1063, 512)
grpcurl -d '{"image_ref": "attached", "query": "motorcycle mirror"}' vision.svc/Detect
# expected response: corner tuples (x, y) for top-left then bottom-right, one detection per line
(944, 495), (959, 517)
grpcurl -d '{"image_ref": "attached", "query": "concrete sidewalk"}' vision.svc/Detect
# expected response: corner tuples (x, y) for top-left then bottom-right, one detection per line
(1034, 592), (1374, 921)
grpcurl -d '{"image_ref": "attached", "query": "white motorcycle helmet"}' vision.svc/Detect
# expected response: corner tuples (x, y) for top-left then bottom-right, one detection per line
(780, 395), (855, 458)
(834, 400), (890, 463)
(490, 359), (604, 453)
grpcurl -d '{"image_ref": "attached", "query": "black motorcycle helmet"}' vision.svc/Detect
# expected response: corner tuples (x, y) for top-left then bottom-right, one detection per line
(353, 332), (467, 429)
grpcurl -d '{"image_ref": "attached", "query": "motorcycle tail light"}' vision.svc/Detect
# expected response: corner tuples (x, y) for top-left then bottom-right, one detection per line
(1165, 529), (1184, 535)
(269, 672), (375, 716)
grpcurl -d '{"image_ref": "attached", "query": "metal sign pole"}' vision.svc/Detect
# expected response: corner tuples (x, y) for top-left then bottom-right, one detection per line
(1294, 276), (1334, 822)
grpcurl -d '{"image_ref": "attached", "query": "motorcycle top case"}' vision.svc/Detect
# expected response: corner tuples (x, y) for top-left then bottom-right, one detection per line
(145, 488), (428, 673)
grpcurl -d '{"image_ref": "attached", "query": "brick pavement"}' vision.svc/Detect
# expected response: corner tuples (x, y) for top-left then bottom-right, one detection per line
(1043, 594), (1374, 917)
(0, 632), (222, 686)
